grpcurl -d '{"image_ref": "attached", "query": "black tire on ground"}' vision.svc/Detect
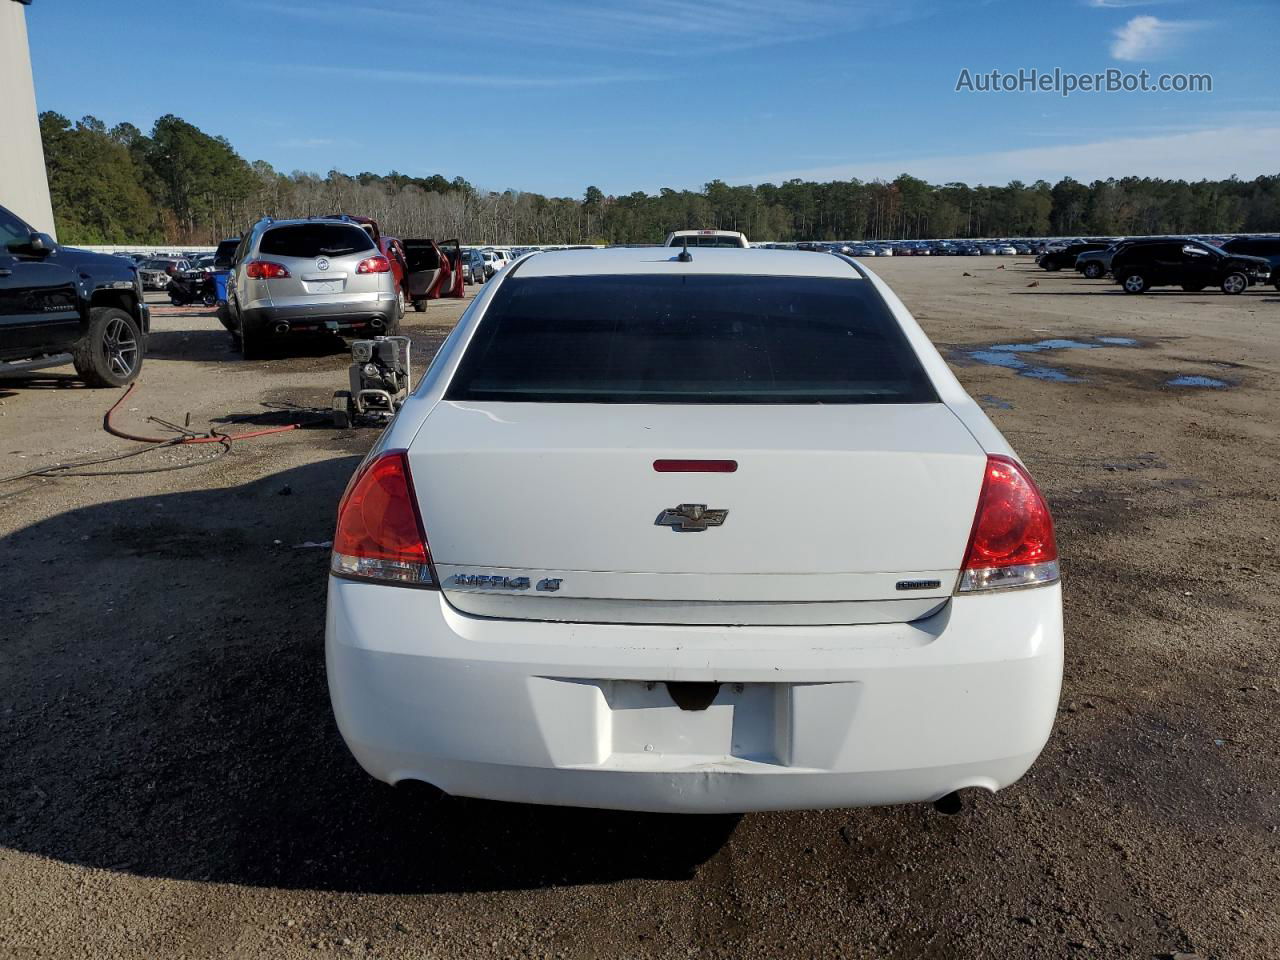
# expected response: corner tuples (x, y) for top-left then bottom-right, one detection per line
(1082, 262), (1103, 279)
(72, 306), (143, 387)
(1273, 277), (1280, 292)
(1043, 262), (1060, 272)
(1220, 272), (1248, 295)
(396, 290), (406, 319)
(1120, 272), (1148, 294)
(1182, 283), (1206, 292)
(413, 300), (427, 312)
(239, 322), (266, 360)
(332, 391), (353, 429)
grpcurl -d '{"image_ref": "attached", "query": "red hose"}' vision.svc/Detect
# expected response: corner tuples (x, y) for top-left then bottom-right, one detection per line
(105, 382), (300, 445)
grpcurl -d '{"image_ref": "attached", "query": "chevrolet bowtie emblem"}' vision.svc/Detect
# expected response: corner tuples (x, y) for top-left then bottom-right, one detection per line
(655, 503), (728, 532)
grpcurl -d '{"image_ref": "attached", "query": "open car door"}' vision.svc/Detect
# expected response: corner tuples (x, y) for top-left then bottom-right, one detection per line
(402, 239), (466, 311)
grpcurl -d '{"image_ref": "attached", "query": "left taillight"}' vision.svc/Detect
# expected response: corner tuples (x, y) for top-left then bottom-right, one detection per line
(330, 450), (435, 588)
(356, 255), (391, 274)
(245, 260), (290, 279)
(957, 455), (1059, 593)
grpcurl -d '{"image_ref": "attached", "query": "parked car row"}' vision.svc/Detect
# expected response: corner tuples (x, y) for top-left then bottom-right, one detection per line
(1042, 234), (1279, 295)
(764, 239), (1035, 257)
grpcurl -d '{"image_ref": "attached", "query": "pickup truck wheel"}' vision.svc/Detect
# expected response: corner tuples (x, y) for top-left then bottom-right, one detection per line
(1220, 272), (1248, 295)
(73, 307), (143, 387)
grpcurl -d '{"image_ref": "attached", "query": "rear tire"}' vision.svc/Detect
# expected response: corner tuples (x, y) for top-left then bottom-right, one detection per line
(1220, 272), (1248, 295)
(1043, 262), (1060, 272)
(412, 300), (427, 312)
(73, 306), (143, 387)
(1082, 262), (1103, 279)
(396, 289), (406, 318)
(239, 321), (265, 360)
(332, 391), (353, 429)
(1121, 272), (1148, 294)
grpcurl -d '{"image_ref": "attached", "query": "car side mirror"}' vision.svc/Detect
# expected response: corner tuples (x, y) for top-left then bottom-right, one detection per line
(6, 232), (55, 256)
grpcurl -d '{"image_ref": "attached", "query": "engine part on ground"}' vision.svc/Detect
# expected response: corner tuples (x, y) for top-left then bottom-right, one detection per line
(333, 336), (412, 429)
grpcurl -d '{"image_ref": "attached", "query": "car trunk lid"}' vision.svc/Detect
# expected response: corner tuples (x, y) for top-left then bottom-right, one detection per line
(408, 402), (985, 625)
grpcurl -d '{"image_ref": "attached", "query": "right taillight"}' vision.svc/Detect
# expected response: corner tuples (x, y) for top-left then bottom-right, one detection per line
(330, 450), (435, 588)
(957, 455), (1059, 593)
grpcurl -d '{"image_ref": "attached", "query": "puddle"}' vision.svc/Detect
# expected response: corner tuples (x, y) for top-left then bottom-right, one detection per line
(979, 395), (1013, 410)
(960, 335), (1140, 383)
(1167, 375), (1231, 389)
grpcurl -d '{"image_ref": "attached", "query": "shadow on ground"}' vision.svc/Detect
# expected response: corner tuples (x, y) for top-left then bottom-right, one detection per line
(0, 457), (738, 894)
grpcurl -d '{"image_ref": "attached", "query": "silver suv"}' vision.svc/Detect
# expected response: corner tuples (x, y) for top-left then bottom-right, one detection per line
(227, 217), (400, 358)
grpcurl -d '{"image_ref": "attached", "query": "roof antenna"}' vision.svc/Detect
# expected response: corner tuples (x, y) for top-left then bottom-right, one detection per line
(677, 235), (692, 262)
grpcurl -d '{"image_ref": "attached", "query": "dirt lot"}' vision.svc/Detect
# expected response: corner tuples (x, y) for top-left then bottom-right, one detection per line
(1, 258), (1277, 960)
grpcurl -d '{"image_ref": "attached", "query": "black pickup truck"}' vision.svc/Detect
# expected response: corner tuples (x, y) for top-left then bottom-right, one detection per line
(0, 202), (150, 386)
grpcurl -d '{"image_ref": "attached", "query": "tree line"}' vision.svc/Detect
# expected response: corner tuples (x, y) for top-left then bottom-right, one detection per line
(39, 111), (1280, 246)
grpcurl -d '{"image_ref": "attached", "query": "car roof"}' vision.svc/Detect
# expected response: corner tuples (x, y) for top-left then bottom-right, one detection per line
(513, 247), (863, 279)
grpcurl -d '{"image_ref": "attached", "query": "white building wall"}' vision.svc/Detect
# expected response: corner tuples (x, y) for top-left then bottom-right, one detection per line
(0, 1), (56, 238)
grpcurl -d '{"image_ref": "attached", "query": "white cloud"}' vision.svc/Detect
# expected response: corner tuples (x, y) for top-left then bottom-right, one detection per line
(268, 63), (651, 89)
(735, 125), (1280, 188)
(246, 0), (923, 55)
(1110, 15), (1202, 61)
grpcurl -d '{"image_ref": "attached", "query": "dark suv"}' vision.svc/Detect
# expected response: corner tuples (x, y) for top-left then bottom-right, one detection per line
(1038, 241), (1109, 271)
(1220, 236), (1280, 290)
(0, 203), (150, 386)
(1111, 238), (1271, 295)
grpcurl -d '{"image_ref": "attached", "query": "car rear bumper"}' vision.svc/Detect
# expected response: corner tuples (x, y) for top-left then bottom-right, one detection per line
(326, 579), (1063, 813)
(242, 292), (397, 332)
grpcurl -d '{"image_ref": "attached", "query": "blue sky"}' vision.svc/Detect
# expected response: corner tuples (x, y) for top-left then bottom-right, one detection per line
(25, 0), (1279, 197)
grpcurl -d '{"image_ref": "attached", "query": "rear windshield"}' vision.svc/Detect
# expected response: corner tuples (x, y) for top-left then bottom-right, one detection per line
(446, 274), (938, 404)
(668, 235), (744, 248)
(258, 223), (375, 259)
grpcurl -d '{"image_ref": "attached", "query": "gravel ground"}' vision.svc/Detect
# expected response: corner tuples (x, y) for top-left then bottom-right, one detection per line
(1, 260), (1277, 960)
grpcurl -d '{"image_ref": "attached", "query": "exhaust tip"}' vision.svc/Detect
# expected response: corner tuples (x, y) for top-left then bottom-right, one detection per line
(273, 322), (289, 334)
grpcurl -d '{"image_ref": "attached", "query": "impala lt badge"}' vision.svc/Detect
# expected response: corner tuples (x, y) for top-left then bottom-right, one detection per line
(655, 503), (728, 532)
(452, 574), (530, 590)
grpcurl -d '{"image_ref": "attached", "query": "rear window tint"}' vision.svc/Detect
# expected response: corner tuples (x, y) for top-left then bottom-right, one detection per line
(446, 274), (938, 404)
(669, 235), (745, 248)
(258, 223), (375, 259)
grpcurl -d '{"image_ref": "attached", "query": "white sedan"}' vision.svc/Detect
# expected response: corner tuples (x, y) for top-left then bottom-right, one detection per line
(325, 247), (1063, 814)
